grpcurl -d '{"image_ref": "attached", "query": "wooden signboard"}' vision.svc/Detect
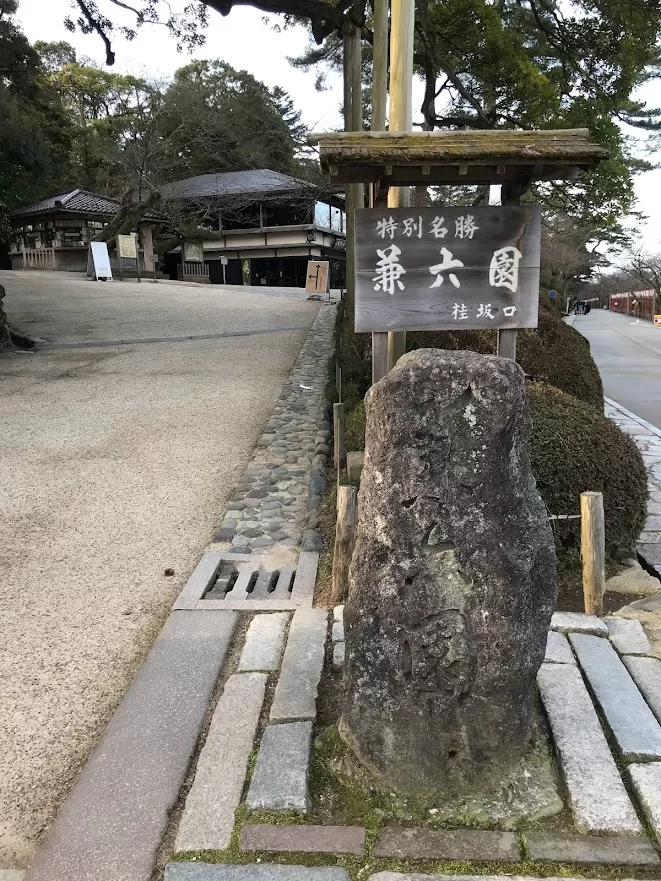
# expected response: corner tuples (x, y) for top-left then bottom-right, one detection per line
(306, 260), (330, 295)
(117, 234), (137, 259)
(184, 242), (204, 263)
(355, 206), (541, 333)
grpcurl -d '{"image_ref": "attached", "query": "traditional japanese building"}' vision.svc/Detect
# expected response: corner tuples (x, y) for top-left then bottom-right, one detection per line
(7, 189), (157, 273)
(159, 169), (347, 287)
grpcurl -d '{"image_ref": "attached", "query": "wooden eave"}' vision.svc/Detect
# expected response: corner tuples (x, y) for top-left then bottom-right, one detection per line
(307, 129), (609, 186)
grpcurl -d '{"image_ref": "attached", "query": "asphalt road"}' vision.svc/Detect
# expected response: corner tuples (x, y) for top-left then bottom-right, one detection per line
(0, 271), (321, 869)
(574, 309), (661, 430)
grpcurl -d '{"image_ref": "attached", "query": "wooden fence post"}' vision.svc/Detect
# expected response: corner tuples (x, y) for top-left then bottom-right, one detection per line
(581, 491), (606, 616)
(331, 485), (357, 605)
(334, 403), (346, 469)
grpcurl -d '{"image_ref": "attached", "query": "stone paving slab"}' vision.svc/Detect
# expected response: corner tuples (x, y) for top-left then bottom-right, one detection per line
(24, 611), (238, 881)
(545, 630), (576, 664)
(569, 633), (661, 761)
(175, 673), (267, 853)
(173, 551), (223, 609)
(246, 721), (312, 812)
(332, 621), (344, 642)
(0, 872), (26, 881)
(605, 617), (652, 656)
(270, 609), (327, 722)
(623, 655), (661, 723)
(373, 828), (519, 861)
(628, 762), (661, 847)
(165, 865), (349, 881)
(238, 613), (290, 672)
(240, 823), (365, 855)
(525, 832), (660, 866)
(332, 641), (345, 671)
(289, 552), (320, 606)
(536, 663), (642, 833)
(550, 612), (608, 636)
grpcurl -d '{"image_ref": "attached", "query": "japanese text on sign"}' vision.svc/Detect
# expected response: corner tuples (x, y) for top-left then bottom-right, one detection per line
(354, 206), (541, 333)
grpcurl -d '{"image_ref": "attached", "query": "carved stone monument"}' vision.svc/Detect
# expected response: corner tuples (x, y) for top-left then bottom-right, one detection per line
(341, 349), (557, 793)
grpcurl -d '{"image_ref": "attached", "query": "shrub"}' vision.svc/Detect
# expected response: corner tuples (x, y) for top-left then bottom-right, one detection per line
(345, 400), (366, 452)
(528, 382), (647, 560)
(407, 297), (604, 410)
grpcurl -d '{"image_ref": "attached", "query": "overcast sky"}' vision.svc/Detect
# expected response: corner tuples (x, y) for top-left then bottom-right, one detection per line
(15, 0), (661, 257)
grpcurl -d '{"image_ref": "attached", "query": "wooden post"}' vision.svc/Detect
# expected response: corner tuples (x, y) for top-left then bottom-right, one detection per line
(387, 0), (415, 370)
(134, 233), (141, 283)
(343, 23), (363, 331)
(498, 181), (526, 360)
(497, 329), (517, 360)
(372, 333), (389, 384)
(371, 0), (390, 384)
(331, 485), (357, 605)
(334, 402), (346, 469)
(580, 491), (606, 616)
(372, 0), (388, 133)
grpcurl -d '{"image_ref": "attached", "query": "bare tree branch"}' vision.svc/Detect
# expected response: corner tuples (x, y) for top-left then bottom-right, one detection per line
(74, 0), (116, 64)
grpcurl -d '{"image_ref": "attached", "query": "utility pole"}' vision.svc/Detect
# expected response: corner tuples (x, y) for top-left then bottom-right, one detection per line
(387, 0), (414, 370)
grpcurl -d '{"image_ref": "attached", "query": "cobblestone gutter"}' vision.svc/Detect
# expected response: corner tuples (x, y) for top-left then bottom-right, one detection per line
(212, 304), (336, 556)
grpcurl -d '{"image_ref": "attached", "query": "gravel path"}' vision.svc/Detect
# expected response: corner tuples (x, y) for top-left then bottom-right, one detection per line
(0, 272), (322, 869)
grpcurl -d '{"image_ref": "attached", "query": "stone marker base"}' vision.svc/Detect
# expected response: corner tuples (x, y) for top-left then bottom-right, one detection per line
(312, 715), (562, 829)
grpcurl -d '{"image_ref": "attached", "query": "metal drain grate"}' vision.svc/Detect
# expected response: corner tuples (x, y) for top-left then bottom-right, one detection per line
(172, 551), (318, 611)
(204, 562), (296, 602)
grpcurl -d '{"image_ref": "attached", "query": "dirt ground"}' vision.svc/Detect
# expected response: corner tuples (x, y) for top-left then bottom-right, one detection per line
(0, 271), (320, 869)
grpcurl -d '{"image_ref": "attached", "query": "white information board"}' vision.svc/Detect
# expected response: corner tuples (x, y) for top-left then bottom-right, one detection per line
(88, 242), (113, 281)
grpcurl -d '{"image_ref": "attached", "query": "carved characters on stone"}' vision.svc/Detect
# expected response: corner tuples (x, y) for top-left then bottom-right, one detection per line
(402, 609), (476, 704)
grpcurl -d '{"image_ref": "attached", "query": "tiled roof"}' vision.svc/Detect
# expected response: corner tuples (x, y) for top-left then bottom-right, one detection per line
(10, 189), (121, 218)
(159, 169), (319, 201)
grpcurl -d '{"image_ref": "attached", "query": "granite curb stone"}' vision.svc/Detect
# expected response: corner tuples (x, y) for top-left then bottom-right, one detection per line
(369, 874), (592, 881)
(175, 672), (267, 852)
(550, 612), (608, 636)
(373, 828), (519, 861)
(238, 613), (290, 672)
(536, 663), (642, 833)
(525, 832), (660, 866)
(605, 617), (652, 656)
(270, 609), (327, 722)
(569, 633), (661, 761)
(246, 721), (313, 812)
(628, 762), (661, 846)
(165, 865), (349, 881)
(240, 824), (365, 855)
(544, 630), (576, 665)
(24, 611), (238, 881)
(623, 655), (661, 723)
